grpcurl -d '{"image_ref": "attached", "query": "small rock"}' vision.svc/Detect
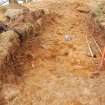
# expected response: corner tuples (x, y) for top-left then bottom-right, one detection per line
(32, 62), (35, 68)
(76, 6), (90, 13)
(100, 22), (105, 27)
(5, 8), (29, 20)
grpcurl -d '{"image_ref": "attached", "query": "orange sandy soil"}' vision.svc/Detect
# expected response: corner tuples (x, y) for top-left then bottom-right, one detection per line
(1, 0), (105, 105)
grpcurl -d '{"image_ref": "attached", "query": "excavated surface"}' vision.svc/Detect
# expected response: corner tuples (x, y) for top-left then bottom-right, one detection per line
(1, 0), (105, 105)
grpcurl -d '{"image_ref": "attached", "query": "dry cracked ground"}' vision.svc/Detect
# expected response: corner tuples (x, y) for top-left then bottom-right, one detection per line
(1, 0), (105, 105)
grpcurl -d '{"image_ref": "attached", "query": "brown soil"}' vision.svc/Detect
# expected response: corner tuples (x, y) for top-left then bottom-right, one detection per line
(1, 0), (105, 105)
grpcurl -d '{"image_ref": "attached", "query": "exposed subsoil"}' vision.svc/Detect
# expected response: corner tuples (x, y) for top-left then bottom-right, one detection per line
(1, 0), (105, 105)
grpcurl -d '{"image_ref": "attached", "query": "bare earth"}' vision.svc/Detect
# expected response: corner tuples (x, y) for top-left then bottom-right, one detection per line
(1, 0), (105, 105)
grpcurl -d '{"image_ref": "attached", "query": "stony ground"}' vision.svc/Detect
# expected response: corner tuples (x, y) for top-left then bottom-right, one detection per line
(1, 0), (105, 105)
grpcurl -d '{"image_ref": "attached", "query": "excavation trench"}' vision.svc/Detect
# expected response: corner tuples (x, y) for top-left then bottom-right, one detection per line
(1, 1), (105, 104)
(0, 7), (61, 84)
(0, 9), (48, 83)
